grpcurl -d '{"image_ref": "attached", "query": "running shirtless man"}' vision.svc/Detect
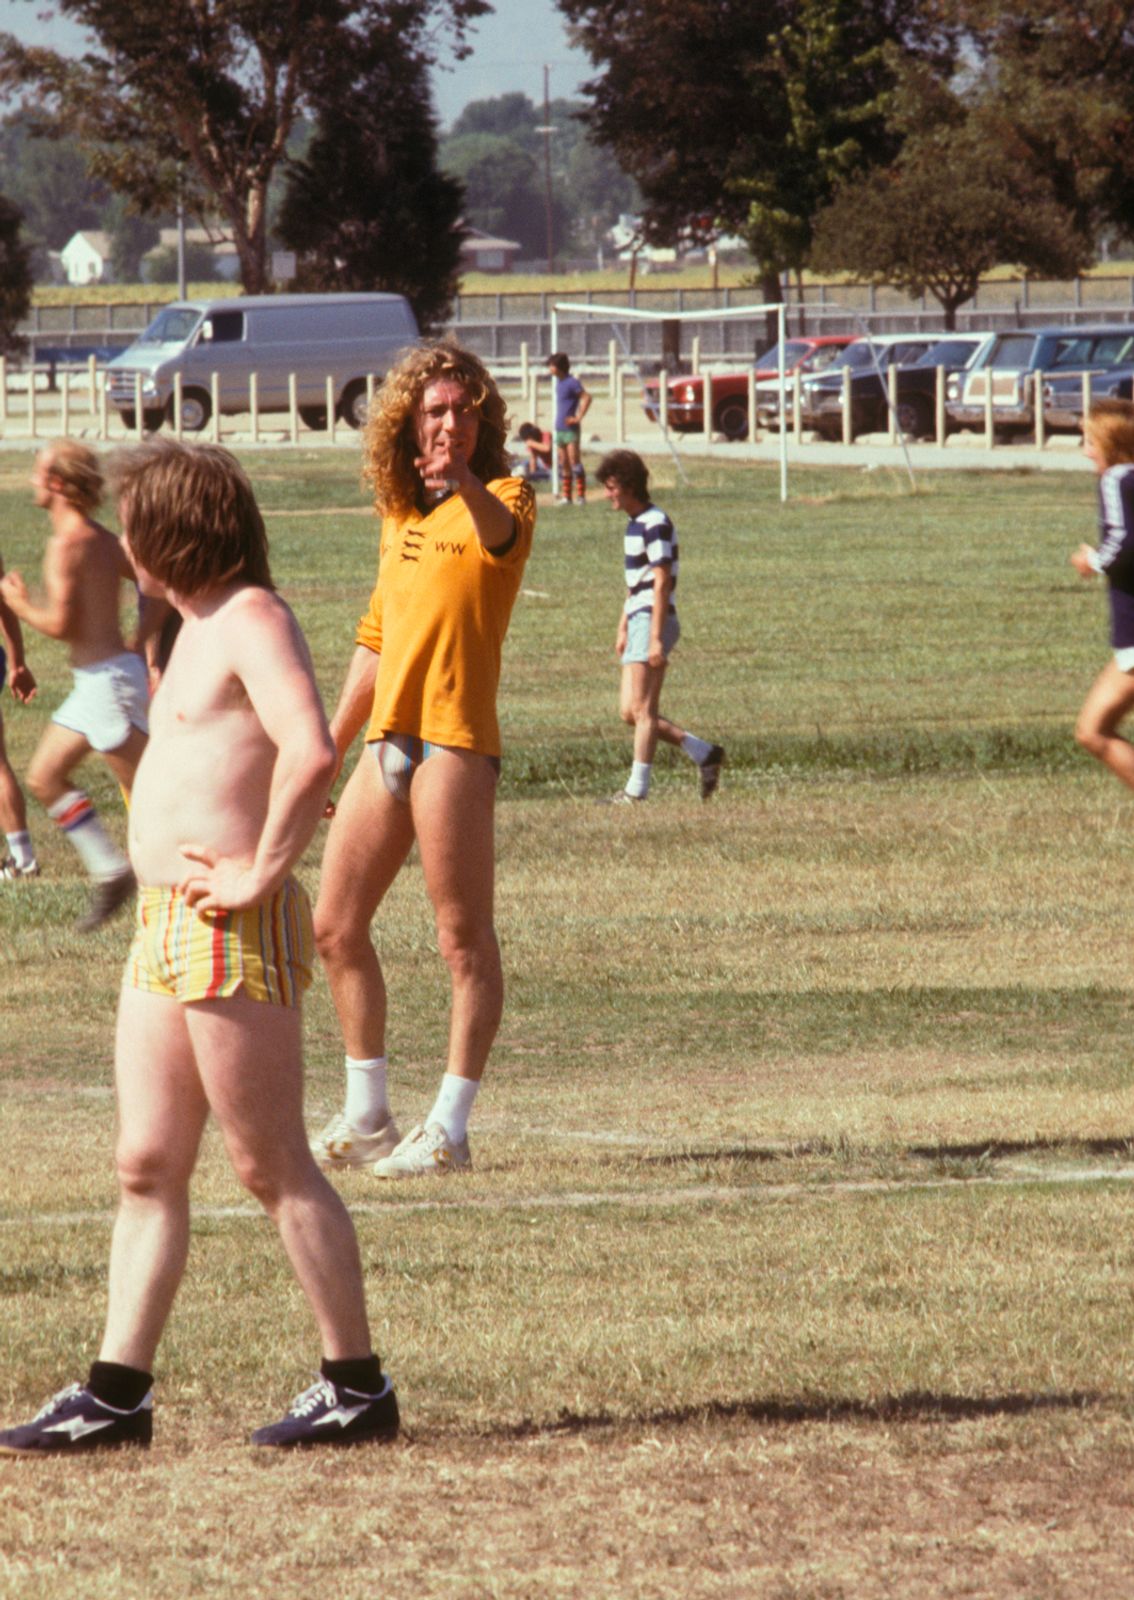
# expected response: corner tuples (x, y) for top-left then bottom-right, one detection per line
(0, 439), (398, 1453)
(0, 441), (147, 930)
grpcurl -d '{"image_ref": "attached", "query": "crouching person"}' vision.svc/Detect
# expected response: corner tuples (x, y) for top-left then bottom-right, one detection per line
(0, 440), (399, 1454)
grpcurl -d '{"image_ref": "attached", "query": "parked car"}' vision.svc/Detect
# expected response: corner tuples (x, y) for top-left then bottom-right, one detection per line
(946, 325), (1134, 437)
(105, 291), (419, 432)
(889, 334), (992, 439)
(1042, 344), (1134, 431)
(803, 334), (938, 440)
(641, 335), (854, 440)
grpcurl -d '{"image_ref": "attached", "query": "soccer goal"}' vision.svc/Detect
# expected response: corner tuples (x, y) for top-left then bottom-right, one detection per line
(549, 299), (789, 502)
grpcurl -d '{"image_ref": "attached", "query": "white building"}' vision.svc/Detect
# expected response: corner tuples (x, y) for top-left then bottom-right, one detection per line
(59, 230), (111, 285)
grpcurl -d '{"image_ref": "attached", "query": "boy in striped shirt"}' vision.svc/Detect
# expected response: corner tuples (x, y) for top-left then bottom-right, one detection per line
(598, 449), (724, 803)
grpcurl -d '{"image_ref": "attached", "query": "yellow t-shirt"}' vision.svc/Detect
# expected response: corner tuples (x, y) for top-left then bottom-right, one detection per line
(356, 477), (536, 757)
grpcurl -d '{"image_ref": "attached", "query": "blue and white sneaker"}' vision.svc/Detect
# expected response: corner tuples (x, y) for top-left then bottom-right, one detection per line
(251, 1375), (399, 1448)
(0, 1382), (152, 1454)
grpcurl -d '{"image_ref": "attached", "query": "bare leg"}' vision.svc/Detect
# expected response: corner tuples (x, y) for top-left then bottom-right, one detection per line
(1075, 660), (1134, 791)
(103, 725), (148, 799)
(188, 993), (372, 1358)
(26, 722), (94, 809)
(620, 659), (677, 766)
(0, 709), (28, 835)
(411, 749), (501, 1083)
(314, 750), (414, 1059)
(100, 987), (210, 1370)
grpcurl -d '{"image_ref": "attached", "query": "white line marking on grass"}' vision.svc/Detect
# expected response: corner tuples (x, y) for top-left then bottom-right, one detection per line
(5, 1164), (1134, 1229)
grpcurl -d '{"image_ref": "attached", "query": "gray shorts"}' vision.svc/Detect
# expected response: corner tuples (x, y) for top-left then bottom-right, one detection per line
(621, 610), (680, 665)
(52, 652), (149, 753)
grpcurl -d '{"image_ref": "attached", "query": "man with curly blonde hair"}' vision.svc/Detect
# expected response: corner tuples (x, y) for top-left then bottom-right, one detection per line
(311, 341), (536, 1178)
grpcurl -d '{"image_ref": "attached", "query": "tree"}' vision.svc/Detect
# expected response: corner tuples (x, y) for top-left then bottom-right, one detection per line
(277, 36), (464, 332)
(556, 0), (955, 305)
(441, 92), (637, 260)
(0, 115), (108, 254)
(810, 120), (1092, 327)
(0, 0), (491, 294)
(106, 195), (161, 284)
(0, 196), (32, 357)
(948, 1), (1134, 244)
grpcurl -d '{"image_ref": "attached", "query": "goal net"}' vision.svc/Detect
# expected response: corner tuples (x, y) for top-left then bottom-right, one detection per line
(549, 299), (789, 501)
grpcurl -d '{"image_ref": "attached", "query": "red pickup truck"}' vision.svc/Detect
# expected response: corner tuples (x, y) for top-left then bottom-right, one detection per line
(641, 335), (856, 440)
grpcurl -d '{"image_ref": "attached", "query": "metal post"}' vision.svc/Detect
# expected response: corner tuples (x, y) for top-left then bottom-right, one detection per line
(87, 354), (97, 415)
(691, 334), (701, 376)
(747, 367), (757, 442)
(935, 367), (946, 445)
(608, 338), (617, 397)
(778, 303), (788, 503)
(842, 365), (852, 445)
(887, 364), (898, 444)
(98, 376), (108, 442)
(1035, 371), (1046, 449)
(549, 307), (559, 497)
(984, 376), (995, 450)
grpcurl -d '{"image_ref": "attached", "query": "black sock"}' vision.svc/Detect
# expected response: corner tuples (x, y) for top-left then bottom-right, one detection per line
(320, 1355), (384, 1395)
(87, 1360), (153, 1411)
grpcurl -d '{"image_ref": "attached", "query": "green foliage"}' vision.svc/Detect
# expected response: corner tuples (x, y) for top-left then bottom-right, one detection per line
(811, 114), (1092, 326)
(0, 193), (32, 354)
(556, 0), (953, 289)
(0, 0), (493, 293)
(440, 93), (638, 260)
(0, 114), (108, 265)
(278, 32), (463, 332)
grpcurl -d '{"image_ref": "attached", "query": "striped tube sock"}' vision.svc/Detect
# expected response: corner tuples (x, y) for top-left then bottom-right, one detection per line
(47, 789), (129, 879)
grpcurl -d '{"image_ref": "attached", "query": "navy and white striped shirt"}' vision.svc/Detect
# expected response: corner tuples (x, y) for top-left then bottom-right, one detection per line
(623, 504), (678, 619)
(1095, 463), (1134, 648)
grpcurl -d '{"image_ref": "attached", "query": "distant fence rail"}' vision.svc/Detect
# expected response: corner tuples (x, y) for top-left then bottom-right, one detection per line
(0, 346), (1105, 457)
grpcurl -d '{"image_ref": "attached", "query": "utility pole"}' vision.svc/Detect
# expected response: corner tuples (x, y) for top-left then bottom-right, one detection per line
(176, 165), (187, 300)
(541, 64), (554, 274)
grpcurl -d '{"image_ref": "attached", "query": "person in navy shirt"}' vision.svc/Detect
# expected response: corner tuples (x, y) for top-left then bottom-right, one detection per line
(598, 449), (724, 803)
(547, 352), (591, 505)
(1071, 399), (1134, 791)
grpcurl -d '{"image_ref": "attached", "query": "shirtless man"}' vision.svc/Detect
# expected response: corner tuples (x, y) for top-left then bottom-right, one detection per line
(0, 441), (147, 930)
(0, 439), (398, 1453)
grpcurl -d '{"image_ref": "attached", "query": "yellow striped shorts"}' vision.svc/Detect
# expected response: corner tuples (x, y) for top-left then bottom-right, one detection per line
(126, 878), (314, 1008)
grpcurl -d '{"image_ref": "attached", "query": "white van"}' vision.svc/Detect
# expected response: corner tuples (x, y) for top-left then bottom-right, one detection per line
(105, 292), (419, 432)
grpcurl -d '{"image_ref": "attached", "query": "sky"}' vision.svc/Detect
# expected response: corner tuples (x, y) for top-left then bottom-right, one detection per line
(0, 0), (594, 129)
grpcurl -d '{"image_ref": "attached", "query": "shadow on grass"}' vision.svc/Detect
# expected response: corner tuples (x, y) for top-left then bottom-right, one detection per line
(642, 1135), (1134, 1168)
(492, 1389), (1104, 1442)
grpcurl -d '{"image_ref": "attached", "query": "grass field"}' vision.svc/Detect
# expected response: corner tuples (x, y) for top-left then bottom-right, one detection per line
(3, 453), (1134, 1598)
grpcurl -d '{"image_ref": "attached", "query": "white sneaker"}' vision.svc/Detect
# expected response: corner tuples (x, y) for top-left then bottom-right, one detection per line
(372, 1121), (472, 1178)
(310, 1111), (403, 1169)
(0, 857), (40, 881)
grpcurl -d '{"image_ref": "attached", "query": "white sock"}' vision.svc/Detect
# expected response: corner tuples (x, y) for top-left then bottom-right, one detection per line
(626, 760), (651, 799)
(343, 1055), (389, 1133)
(681, 733), (714, 765)
(428, 1073), (479, 1144)
(47, 790), (128, 879)
(5, 830), (35, 869)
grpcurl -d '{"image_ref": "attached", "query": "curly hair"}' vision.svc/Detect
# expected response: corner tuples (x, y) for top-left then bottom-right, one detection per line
(362, 341), (511, 520)
(1085, 398), (1134, 468)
